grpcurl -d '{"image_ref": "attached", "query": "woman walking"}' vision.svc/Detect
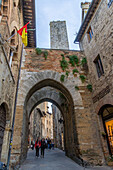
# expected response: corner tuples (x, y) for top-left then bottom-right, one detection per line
(35, 138), (41, 157)
(41, 138), (46, 158)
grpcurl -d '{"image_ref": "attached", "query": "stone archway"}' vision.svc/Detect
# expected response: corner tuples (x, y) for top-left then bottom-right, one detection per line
(20, 77), (82, 164)
(11, 48), (105, 166)
(12, 70), (84, 165)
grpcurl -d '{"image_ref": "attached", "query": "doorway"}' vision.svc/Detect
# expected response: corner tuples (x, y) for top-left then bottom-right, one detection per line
(0, 104), (6, 159)
(101, 105), (113, 155)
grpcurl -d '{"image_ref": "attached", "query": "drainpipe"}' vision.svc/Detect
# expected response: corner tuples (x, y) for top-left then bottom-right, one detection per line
(6, 44), (24, 170)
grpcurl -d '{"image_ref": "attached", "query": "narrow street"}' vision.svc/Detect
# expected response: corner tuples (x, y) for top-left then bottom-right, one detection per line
(19, 148), (113, 170)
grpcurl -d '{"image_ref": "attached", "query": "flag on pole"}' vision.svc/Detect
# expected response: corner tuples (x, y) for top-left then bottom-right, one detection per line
(17, 21), (30, 46)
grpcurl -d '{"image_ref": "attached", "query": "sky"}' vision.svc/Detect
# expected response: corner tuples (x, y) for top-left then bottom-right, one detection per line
(35, 0), (91, 50)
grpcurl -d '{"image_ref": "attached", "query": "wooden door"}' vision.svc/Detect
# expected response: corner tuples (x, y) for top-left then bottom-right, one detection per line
(0, 105), (6, 158)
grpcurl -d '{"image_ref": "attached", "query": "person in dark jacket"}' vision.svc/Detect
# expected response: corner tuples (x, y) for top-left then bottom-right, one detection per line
(35, 138), (41, 157)
(41, 138), (46, 158)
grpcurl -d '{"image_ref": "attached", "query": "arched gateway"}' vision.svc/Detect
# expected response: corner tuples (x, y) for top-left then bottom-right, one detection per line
(11, 49), (104, 166)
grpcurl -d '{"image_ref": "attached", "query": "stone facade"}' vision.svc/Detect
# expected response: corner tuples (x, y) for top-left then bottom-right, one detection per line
(75, 0), (113, 163)
(29, 108), (43, 143)
(0, 0), (112, 168)
(0, 0), (23, 164)
(50, 21), (69, 49)
(52, 104), (64, 150)
(11, 48), (104, 166)
(38, 102), (53, 139)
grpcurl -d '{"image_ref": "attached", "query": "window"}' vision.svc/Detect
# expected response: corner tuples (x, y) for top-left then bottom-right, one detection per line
(94, 55), (104, 78)
(108, 0), (113, 7)
(87, 26), (93, 42)
(9, 49), (13, 67)
(0, 0), (2, 11)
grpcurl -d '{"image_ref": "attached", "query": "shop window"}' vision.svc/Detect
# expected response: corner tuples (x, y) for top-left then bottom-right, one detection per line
(94, 55), (104, 78)
(101, 105), (113, 155)
(87, 26), (93, 42)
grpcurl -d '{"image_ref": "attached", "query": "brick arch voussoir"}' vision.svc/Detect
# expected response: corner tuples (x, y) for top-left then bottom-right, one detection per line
(18, 70), (83, 107)
(95, 97), (113, 114)
(27, 88), (65, 117)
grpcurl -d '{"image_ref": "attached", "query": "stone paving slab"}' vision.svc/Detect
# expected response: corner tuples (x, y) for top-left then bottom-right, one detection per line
(19, 148), (113, 170)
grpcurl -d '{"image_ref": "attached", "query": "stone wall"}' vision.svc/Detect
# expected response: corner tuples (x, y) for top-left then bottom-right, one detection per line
(11, 48), (104, 166)
(52, 105), (64, 150)
(0, 0), (23, 164)
(29, 108), (42, 141)
(79, 0), (113, 159)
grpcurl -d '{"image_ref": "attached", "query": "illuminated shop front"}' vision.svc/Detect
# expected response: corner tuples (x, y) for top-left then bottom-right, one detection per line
(101, 105), (113, 155)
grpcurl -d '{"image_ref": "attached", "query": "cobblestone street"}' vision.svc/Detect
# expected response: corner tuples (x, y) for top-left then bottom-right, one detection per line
(19, 148), (113, 170)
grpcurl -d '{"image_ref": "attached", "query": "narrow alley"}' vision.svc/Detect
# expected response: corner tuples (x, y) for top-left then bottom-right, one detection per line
(19, 148), (113, 170)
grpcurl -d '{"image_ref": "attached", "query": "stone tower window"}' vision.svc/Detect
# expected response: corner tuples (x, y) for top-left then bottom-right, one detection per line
(10, 30), (16, 46)
(9, 29), (19, 80)
(94, 55), (104, 78)
(87, 26), (93, 42)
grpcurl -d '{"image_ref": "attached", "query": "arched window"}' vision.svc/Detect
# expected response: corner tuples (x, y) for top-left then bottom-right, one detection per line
(0, 0), (9, 22)
(9, 28), (19, 80)
(100, 105), (113, 155)
(0, 104), (6, 159)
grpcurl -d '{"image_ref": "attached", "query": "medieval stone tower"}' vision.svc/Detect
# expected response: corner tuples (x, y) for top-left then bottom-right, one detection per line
(81, 2), (91, 22)
(50, 21), (69, 49)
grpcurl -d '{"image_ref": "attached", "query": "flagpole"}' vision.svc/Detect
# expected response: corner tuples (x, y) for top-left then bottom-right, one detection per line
(6, 43), (24, 170)
(6, 32), (17, 41)
(5, 21), (31, 43)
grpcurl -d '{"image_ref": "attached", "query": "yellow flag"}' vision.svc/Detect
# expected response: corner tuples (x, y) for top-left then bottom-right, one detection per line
(22, 28), (27, 46)
(17, 22), (30, 46)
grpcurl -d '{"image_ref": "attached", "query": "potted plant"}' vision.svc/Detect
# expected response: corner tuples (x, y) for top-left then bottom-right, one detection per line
(101, 132), (106, 139)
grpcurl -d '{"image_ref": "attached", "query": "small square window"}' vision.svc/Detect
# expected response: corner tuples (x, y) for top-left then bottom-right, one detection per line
(94, 55), (104, 78)
(87, 26), (93, 42)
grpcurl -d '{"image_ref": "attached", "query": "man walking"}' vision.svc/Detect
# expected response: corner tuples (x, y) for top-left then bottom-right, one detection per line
(41, 138), (46, 158)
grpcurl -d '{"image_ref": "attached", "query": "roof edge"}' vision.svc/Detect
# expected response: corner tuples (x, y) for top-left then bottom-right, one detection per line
(74, 0), (101, 43)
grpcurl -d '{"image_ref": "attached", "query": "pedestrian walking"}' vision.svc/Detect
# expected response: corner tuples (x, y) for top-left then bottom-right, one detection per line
(45, 138), (48, 148)
(35, 138), (41, 157)
(51, 140), (54, 150)
(41, 138), (46, 158)
(31, 141), (34, 150)
(47, 138), (51, 149)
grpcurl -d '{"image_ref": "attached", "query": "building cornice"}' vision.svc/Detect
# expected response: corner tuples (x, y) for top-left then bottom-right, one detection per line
(74, 0), (101, 43)
(23, 0), (36, 47)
